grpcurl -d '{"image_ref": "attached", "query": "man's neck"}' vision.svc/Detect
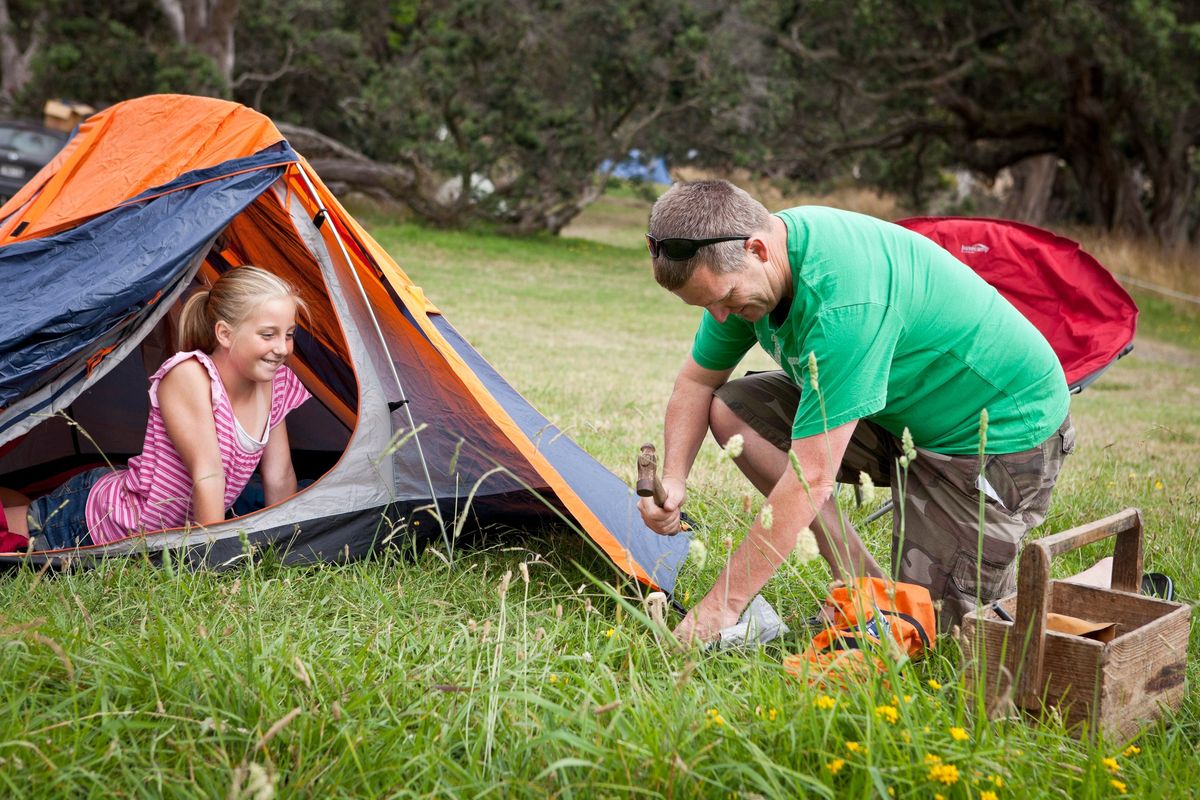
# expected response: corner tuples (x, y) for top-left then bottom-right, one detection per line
(764, 215), (793, 300)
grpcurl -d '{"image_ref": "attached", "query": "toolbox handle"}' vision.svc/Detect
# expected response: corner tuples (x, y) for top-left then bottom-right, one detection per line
(1008, 508), (1143, 708)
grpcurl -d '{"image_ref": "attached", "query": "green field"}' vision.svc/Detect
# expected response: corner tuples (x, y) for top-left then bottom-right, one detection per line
(2, 195), (1197, 797)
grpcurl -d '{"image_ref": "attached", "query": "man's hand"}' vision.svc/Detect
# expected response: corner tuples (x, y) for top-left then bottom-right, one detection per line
(673, 594), (741, 645)
(637, 476), (686, 535)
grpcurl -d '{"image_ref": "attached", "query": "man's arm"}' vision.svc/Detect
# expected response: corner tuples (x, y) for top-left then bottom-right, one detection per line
(675, 419), (859, 643)
(638, 355), (734, 534)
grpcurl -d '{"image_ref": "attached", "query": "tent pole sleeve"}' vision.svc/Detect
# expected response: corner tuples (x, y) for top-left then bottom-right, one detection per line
(290, 166), (448, 545)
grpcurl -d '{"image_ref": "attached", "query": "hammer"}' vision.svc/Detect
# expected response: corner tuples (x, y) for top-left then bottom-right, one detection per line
(637, 442), (679, 536)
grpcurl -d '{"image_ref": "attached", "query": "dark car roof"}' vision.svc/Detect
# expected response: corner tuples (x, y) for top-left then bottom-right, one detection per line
(0, 120), (70, 163)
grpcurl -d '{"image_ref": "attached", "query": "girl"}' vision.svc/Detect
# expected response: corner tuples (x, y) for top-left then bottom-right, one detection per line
(2, 266), (311, 549)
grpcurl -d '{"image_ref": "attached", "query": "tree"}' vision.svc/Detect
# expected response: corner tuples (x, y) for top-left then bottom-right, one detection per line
(157, 0), (239, 91)
(749, 0), (1200, 244)
(354, 0), (740, 233)
(0, 0), (45, 103)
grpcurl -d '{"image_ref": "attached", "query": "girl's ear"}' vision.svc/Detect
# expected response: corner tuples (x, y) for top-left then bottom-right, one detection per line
(214, 319), (235, 350)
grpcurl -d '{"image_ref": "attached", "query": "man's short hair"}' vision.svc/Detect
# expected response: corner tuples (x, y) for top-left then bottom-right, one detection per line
(648, 180), (772, 290)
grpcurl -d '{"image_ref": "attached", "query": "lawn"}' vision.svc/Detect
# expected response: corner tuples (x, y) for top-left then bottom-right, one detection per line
(1, 193), (1197, 798)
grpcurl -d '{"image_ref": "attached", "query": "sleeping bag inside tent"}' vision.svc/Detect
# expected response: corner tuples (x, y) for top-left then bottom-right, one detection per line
(0, 94), (690, 595)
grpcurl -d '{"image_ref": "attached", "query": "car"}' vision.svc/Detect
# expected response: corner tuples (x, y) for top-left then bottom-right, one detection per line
(0, 121), (70, 205)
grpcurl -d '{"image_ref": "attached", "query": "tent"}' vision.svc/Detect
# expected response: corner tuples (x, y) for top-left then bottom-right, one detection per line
(0, 94), (690, 596)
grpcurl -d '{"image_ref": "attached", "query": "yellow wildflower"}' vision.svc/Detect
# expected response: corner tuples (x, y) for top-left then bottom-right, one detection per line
(981, 792), (998, 800)
(706, 708), (725, 726)
(988, 774), (1005, 787)
(949, 726), (969, 741)
(1102, 756), (1119, 773)
(925, 754), (942, 764)
(928, 678), (942, 690)
(814, 695), (837, 711)
(827, 758), (845, 775)
(605, 627), (615, 637)
(903, 694), (913, 703)
(887, 789), (894, 798)
(1154, 479), (1164, 490)
(768, 707), (777, 721)
(875, 705), (899, 724)
(900, 730), (911, 743)
(928, 762), (960, 785)
(1111, 779), (1127, 794)
(845, 741), (864, 753)
(1123, 745), (1140, 757)
(549, 673), (558, 683)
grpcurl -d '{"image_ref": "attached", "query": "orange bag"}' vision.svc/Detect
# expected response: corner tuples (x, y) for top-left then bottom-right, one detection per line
(783, 577), (936, 681)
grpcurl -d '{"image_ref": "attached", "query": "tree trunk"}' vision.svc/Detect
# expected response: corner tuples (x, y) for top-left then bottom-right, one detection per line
(156, 0), (239, 90)
(0, 0), (42, 102)
(1062, 59), (1151, 237)
(1001, 154), (1058, 226)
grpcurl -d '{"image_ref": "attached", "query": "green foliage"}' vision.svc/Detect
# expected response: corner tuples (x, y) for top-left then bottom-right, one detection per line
(11, 1), (226, 113)
(743, 0), (1200, 241)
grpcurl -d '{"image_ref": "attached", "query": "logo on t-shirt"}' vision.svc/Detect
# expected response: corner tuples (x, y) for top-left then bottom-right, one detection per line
(961, 243), (990, 254)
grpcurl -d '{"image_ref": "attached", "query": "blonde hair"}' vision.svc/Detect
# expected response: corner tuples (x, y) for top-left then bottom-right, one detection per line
(648, 180), (772, 290)
(177, 266), (306, 353)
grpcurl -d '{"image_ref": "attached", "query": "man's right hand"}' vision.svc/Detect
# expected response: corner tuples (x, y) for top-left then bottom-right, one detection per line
(637, 476), (686, 535)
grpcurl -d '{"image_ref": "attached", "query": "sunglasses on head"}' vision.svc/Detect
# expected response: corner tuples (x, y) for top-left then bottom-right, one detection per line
(645, 233), (750, 261)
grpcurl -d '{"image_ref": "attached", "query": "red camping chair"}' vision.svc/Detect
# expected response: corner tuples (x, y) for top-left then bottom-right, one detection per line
(897, 216), (1138, 392)
(858, 216), (1138, 524)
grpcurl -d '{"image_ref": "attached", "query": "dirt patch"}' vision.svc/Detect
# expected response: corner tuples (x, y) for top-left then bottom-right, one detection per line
(1129, 336), (1200, 369)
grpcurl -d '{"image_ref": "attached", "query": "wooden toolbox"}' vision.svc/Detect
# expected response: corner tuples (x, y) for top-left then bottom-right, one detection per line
(962, 508), (1190, 741)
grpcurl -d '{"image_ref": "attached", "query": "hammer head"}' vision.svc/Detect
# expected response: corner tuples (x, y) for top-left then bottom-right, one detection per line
(636, 442), (658, 498)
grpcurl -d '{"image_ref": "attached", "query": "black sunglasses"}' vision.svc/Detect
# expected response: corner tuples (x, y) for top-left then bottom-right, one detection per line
(646, 233), (750, 261)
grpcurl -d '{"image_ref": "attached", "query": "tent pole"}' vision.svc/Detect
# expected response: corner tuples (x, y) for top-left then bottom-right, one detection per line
(292, 167), (448, 545)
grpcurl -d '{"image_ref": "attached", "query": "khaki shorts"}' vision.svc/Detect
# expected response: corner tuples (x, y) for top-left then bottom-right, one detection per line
(715, 371), (1075, 631)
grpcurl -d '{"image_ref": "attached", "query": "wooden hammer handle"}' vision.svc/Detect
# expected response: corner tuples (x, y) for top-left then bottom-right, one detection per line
(636, 443), (668, 507)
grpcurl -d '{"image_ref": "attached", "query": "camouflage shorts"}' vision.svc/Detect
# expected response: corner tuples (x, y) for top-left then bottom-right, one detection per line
(715, 370), (1076, 632)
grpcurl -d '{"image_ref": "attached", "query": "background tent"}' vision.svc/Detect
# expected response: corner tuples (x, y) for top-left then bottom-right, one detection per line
(0, 94), (690, 598)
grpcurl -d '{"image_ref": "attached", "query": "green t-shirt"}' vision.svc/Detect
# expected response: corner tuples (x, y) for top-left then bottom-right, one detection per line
(691, 206), (1069, 454)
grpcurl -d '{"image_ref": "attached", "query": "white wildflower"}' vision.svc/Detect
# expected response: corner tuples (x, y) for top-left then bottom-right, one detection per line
(688, 537), (708, 570)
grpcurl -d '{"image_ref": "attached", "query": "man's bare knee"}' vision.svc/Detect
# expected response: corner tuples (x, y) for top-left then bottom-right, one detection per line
(708, 394), (740, 445)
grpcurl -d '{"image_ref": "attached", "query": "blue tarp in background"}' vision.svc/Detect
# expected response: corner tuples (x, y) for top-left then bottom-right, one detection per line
(600, 149), (671, 185)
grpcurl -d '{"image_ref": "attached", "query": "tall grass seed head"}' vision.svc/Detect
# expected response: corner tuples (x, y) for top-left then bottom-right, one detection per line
(858, 471), (876, 503)
(807, 351), (819, 390)
(792, 527), (820, 563)
(761, 503), (774, 530)
(723, 433), (744, 460)
(688, 537), (708, 569)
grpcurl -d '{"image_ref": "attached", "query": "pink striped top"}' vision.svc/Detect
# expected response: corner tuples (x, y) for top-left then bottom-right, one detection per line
(85, 351), (310, 545)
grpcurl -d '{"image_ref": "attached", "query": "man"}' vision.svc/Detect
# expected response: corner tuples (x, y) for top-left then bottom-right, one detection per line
(638, 180), (1073, 642)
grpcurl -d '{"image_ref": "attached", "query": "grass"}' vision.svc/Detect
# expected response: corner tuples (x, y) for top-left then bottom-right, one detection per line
(2, 193), (1198, 797)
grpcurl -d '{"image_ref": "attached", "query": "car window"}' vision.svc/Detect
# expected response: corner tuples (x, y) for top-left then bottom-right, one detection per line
(0, 127), (64, 161)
